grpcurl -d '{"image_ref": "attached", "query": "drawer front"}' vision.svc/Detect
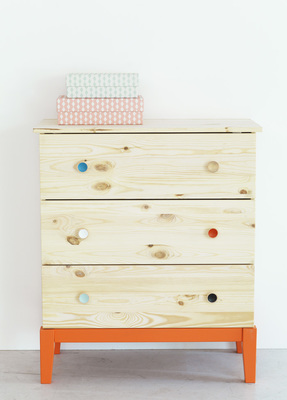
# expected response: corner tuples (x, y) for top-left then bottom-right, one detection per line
(39, 133), (255, 199)
(41, 200), (255, 265)
(42, 265), (254, 328)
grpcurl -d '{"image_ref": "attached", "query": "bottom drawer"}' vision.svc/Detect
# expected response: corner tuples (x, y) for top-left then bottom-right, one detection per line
(42, 265), (254, 328)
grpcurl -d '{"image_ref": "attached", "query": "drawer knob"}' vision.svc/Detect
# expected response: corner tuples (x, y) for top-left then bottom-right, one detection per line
(207, 161), (219, 173)
(77, 229), (89, 239)
(79, 293), (89, 304)
(208, 228), (218, 238)
(207, 293), (217, 303)
(78, 162), (88, 172)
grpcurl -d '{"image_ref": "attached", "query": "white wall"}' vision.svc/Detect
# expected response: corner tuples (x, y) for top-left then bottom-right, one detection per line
(0, 0), (286, 350)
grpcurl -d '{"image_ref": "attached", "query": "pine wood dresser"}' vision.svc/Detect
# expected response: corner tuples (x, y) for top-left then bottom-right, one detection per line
(34, 119), (261, 383)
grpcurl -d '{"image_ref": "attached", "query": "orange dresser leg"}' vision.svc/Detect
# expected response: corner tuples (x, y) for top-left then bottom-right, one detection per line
(236, 341), (243, 353)
(40, 327), (55, 384)
(242, 326), (257, 383)
(39, 327), (256, 383)
(54, 342), (61, 355)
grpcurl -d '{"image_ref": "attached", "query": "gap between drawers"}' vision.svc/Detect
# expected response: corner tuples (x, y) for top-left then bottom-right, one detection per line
(42, 263), (254, 266)
(42, 198), (254, 201)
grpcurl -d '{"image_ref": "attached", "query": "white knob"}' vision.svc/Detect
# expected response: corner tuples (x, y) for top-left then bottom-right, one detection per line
(78, 229), (89, 239)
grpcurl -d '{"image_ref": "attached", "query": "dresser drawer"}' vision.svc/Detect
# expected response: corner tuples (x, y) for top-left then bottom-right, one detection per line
(42, 264), (254, 328)
(39, 133), (255, 199)
(41, 200), (255, 265)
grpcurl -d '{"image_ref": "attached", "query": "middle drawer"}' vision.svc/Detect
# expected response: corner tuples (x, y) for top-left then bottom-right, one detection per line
(41, 200), (255, 265)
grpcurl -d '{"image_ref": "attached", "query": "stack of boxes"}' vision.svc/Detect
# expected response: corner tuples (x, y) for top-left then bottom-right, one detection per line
(57, 73), (143, 125)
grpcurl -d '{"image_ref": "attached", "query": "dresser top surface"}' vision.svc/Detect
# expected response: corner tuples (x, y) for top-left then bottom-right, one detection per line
(33, 119), (262, 134)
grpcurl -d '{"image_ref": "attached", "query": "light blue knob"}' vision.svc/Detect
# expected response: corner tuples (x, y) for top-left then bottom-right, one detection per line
(79, 293), (89, 304)
(78, 162), (88, 172)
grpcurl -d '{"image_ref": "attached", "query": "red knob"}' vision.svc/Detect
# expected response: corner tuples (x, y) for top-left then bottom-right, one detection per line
(208, 228), (218, 238)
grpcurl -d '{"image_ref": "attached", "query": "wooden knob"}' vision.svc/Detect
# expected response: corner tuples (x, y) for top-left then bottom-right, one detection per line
(78, 162), (88, 172)
(79, 293), (89, 304)
(208, 228), (218, 238)
(207, 161), (219, 173)
(207, 293), (217, 303)
(77, 229), (89, 239)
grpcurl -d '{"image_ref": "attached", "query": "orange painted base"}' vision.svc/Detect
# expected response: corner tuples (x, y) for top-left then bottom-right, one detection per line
(236, 341), (243, 354)
(40, 326), (257, 384)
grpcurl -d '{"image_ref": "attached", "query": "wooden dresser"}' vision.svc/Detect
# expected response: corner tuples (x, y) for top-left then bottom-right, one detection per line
(34, 119), (261, 383)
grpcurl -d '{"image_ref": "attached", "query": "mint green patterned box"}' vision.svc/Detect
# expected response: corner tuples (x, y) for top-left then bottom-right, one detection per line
(67, 86), (138, 98)
(66, 73), (138, 87)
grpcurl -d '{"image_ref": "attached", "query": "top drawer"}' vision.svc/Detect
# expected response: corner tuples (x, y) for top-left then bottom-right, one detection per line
(39, 133), (255, 199)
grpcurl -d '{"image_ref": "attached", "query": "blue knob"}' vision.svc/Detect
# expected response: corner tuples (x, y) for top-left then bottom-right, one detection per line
(79, 293), (89, 304)
(78, 162), (88, 172)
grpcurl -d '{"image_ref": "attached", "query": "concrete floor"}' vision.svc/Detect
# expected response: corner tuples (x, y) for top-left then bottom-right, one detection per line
(0, 349), (286, 400)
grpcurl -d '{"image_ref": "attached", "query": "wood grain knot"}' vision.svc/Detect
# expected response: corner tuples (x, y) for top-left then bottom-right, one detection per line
(123, 146), (129, 151)
(53, 219), (57, 224)
(75, 270), (85, 278)
(178, 301), (184, 306)
(159, 214), (176, 222)
(224, 208), (243, 214)
(175, 194), (184, 197)
(142, 204), (150, 210)
(251, 223), (255, 228)
(94, 161), (113, 172)
(94, 182), (111, 191)
(67, 236), (80, 245)
(147, 244), (154, 248)
(184, 294), (196, 300)
(240, 189), (248, 194)
(153, 250), (168, 259)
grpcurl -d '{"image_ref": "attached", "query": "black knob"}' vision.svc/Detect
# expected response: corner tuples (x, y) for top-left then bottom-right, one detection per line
(208, 293), (217, 303)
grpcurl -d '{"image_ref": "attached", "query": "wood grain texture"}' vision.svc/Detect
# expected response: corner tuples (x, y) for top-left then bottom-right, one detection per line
(34, 118), (262, 134)
(42, 264), (254, 328)
(41, 200), (255, 265)
(39, 133), (256, 199)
